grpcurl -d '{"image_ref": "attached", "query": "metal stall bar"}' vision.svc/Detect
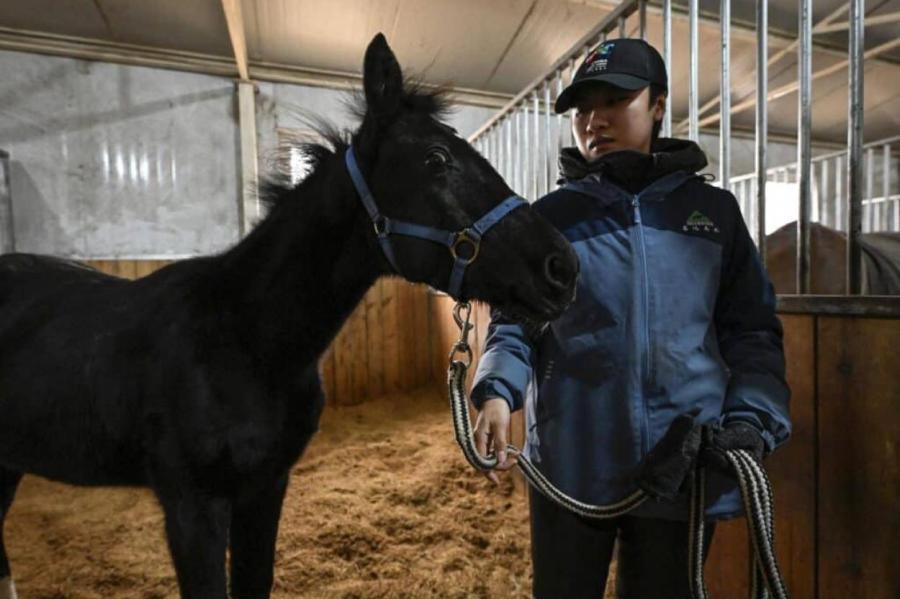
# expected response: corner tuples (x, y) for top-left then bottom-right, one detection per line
(544, 80), (553, 195)
(662, 0), (672, 137)
(848, 0), (864, 294)
(866, 147), (874, 232)
(720, 0), (731, 191)
(836, 154), (844, 231)
(639, 0), (647, 40)
(532, 91), (540, 200)
(821, 157), (831, 228)
(756, 0), (768, 256)
(619, 15), (626, 37)
(556, 69), (565, 152)
(468, 0), (640, 144)
(884, 144), (892, 231)
(515, 108), (523, 194)
(797, 0), (812, 294)
(506, 115), (513, 190)
(688, 0), (699, 142)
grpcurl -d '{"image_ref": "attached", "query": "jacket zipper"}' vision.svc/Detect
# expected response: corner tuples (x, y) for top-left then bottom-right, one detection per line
(632, 195), (653, 454)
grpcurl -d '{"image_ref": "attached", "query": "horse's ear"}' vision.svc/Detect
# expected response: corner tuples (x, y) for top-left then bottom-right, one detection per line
(363, 33), (403, 119)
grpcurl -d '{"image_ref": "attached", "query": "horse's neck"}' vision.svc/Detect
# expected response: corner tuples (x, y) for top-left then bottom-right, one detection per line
(216, 159), (383, 365)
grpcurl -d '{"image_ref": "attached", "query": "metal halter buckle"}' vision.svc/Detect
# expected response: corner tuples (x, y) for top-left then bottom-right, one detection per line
(450, 229), (480, 265)
(373, 216), (388, 236)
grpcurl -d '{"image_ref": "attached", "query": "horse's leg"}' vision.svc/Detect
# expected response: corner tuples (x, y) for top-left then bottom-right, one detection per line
(0, 469), (23, 599)
(156, 485), (230, 599)
(229, 473), (290, 599)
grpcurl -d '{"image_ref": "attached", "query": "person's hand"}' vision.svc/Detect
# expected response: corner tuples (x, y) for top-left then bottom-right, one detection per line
(472, 397), (517, 485)
(700, 421), (766, 475)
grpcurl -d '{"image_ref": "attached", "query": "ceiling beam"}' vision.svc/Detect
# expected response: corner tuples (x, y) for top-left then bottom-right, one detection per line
(675, 3), (848, 133)
(814, 10), (900, 34)
(221, 0), (249, 81)
(0, 27), (512, 108)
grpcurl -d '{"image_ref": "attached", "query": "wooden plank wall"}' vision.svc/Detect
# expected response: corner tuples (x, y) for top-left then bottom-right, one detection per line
(706, 314), (899, 598)
(83, 261), (434, 407)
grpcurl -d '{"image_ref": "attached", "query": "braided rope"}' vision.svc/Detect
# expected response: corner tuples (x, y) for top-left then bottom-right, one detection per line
(727, 451), (789, 599)
(688, 467), (710, 599)
(448, 360), (647, 518)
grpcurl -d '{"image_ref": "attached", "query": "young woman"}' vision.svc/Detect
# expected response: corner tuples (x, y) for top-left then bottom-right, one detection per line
(471, 39), (791, 598)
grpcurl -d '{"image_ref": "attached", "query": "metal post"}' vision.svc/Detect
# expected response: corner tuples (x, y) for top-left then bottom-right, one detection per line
(506, 117), (513, 188)
(886, 144), (894, 232)
(865, 147), (874, 232)
(821, 158), (831, 228)
(531, 91), (539, 200)
(556, 70), (565, 152)
(639, 0), (647, 40)
(720, 0), (731, 191)
(544, 80), (553, 195)
(797, 0), (812, 294)
(847, 0), (864, 294)
(756, 0), (768, 256)
(689, 0), (700, 142)
(515, 109), (523, 194)
(836, 154), (844, 231)
(663, 0), (673, 138)
(619, 15), (626, 37)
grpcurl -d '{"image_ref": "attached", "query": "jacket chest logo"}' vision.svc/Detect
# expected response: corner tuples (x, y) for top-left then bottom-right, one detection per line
(683, 210), (720, 233)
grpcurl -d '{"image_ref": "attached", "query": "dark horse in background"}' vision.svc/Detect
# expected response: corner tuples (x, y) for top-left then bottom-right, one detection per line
(766, 221), (900, 294)
(0, 35), (577, 599)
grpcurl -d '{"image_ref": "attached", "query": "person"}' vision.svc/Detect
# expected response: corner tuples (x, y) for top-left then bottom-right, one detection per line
(470, 38), (791, 598)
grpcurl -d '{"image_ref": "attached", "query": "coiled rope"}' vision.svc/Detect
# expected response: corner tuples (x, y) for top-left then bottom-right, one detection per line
(447, 301), (789, 599)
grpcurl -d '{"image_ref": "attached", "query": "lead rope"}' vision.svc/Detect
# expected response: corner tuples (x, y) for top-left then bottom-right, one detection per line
(446, 301), (789, 599)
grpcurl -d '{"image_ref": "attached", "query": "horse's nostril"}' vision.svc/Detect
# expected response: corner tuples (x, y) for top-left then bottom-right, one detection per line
(544, 253), (573, 290)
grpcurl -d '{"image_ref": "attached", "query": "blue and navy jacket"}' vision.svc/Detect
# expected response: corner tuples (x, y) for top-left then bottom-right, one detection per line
(471, 142), (791, 520)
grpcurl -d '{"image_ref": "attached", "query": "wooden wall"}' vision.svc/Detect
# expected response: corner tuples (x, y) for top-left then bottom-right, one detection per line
(83, 261), (434, 406)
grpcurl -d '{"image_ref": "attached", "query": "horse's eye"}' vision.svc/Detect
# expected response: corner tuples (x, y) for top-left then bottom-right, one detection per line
(425, 147), (451, 169)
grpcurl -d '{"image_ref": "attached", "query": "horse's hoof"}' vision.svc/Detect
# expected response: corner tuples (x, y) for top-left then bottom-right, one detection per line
(0, 577), (17, 599)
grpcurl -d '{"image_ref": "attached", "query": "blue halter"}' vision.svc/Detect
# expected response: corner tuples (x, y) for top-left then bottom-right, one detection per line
(345, 146), (526, 299)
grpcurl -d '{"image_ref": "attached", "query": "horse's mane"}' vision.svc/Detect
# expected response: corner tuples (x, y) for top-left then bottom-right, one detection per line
(259, 80), (451, 209)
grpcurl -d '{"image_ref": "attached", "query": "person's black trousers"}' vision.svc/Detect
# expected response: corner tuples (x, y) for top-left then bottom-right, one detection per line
(530, 488), (716, 598)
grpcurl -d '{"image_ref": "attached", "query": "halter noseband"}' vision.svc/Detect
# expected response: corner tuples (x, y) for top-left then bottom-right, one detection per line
(344, 146), (526, 299)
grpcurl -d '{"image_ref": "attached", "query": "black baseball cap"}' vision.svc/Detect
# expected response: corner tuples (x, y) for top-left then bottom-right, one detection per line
(554, 38), (668, 114)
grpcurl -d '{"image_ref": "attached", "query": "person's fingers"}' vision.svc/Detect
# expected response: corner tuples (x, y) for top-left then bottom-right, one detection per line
(492, 421), (508, 466)
(473, 413), (489, 458)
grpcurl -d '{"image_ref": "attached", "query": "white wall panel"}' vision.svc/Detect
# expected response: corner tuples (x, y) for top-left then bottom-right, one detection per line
(0, 49), (241, 258)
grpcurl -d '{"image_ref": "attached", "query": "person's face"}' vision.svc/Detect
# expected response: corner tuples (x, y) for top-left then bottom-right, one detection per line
(571, 83), (665, 161)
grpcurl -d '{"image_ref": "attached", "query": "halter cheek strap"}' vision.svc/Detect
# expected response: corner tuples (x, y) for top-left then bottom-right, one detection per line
(345, 146), (526, 299)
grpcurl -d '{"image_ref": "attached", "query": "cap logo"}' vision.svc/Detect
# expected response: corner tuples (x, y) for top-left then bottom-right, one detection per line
(598, 42), (615, 57)
(586, 59), (608, 74)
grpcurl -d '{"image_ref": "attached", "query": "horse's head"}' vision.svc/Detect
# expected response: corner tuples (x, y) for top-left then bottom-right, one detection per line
(351, 34), (578, 323)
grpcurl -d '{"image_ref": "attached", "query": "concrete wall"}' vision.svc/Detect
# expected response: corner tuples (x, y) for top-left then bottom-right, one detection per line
(0, 49), (495, 258)
(0, 50), (241, 258)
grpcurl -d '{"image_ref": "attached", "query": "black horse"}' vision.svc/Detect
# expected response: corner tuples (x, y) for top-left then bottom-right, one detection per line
(0, 35), (577, 599)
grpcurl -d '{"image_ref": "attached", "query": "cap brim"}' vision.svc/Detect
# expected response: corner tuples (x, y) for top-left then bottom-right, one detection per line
(554, 74), (651, 114)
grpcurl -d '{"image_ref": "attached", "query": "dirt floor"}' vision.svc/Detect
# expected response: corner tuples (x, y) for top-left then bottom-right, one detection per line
(5, 387), (538, 598)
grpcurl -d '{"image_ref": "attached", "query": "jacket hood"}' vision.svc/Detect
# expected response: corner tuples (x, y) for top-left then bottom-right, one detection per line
(558, 137), (709, 193)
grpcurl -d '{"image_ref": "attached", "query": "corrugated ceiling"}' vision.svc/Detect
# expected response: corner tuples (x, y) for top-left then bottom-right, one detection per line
(0, 0), (898, 143)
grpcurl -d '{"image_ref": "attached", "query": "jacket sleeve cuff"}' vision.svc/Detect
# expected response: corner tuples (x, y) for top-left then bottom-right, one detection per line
(720, 412), (778, 455)
(470, 379), (518, 412)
